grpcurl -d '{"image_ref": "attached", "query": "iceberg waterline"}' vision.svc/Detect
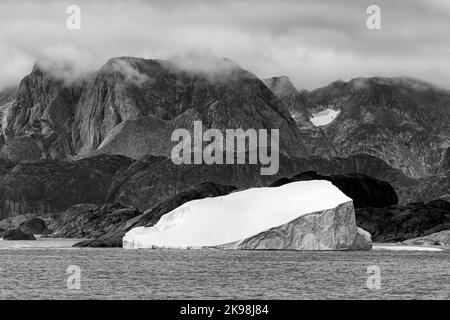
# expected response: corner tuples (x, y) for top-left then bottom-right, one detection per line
(123, 180), (370, 250)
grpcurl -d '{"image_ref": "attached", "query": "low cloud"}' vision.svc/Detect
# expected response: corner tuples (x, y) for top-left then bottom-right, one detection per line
(35, 45), (98, 85)
(0, 0), (450, 90)
(163, 51), (246, 82)
(109, 59), (152, 86)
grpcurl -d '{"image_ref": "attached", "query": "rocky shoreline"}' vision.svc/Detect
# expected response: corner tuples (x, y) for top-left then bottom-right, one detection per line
(1, 171), (448, 249)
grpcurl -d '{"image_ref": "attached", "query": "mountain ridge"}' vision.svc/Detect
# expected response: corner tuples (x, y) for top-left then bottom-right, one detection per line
(264, 75), (450, 178)
(1, 56), (309, 162)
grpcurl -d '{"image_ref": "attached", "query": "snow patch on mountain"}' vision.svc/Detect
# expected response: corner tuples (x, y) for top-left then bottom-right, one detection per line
(310, 109), (340, 126)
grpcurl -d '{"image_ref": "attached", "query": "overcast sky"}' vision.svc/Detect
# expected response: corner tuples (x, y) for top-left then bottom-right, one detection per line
(1, 0), (450, 90)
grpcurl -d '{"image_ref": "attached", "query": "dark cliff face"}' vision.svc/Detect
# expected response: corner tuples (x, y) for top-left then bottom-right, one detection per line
(3, 67), (85, 160)
(1, 57), (309, 162)
(265, 76), (450, 179)
(75, 57), (308, 158)
(0, 87), (18, 149)
(0, 154), (134, 219)
(263, 76), (312, 128)
(106, 153), (413, 212)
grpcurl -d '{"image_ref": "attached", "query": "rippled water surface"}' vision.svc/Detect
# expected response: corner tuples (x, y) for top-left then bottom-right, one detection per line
(0, 240), (449, 299)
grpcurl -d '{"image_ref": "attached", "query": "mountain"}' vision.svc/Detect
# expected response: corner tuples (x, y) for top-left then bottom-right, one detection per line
(265, 76), (450, 178)
(262, 76), (312, 128)
(1, 57), (309, 162)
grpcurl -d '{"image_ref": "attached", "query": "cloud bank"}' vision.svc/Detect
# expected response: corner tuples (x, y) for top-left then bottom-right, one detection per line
(1, 0), (450, 90)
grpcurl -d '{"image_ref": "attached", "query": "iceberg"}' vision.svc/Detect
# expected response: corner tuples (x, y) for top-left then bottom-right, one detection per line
(123, 180), (372, 250)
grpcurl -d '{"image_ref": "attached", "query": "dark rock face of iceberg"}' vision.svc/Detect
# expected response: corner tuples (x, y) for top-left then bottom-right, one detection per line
(217, 201), (371, 251)
(269, 171), (398, 208)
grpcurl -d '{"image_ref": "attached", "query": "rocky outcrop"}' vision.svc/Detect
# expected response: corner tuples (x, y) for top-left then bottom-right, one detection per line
(440, 147), (450, 175)
(0, 158), (15, 175)
(73, 234), (125, 248)
(0, 214), (34, 231)
(0, 154), (134, 219)
(398, 175), (450, 205)
(52, 203), (141, 239)
(355, 199), (450, 242)
(0, 136), (42, 162)
(403, 230), (450, 246)
(2, 228), (36, 240)
(88, 116), (175, 159)
(19, 217), (50, 235)
(269, 171), (398, 208)
(350, 228), (373, 250)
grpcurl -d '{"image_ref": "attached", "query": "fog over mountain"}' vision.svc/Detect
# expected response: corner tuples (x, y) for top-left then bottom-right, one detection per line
(1, 0), (450, 90)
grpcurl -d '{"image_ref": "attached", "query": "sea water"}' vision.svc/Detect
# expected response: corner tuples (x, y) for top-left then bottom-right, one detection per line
(0, 239), (448, 299)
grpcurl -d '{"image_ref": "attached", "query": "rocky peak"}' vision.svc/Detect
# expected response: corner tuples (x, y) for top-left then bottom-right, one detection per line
(263, 75), (312, 128)
(263, 75), (299, 98)
(2, 56), (309, 161)
(1, 65), (86, 160)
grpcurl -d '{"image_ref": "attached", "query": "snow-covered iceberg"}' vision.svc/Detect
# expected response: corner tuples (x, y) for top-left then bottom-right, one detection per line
(123, 180), (372, 250)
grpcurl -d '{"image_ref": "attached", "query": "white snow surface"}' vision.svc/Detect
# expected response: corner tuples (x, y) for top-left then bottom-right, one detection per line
(310, 109), (340, 126)
(123, 180), (352, 249)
